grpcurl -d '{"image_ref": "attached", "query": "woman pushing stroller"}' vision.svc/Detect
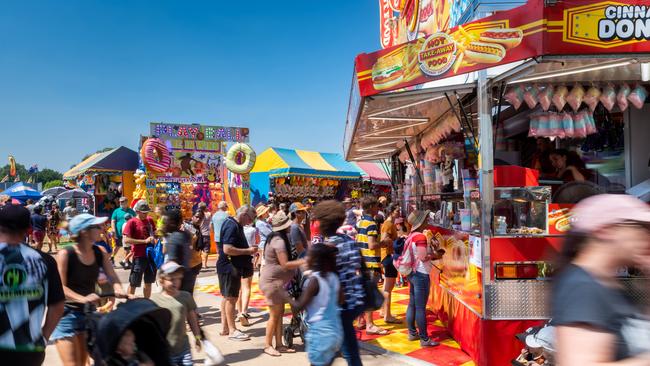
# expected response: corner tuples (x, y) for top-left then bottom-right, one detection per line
(51, 213), (130, 366)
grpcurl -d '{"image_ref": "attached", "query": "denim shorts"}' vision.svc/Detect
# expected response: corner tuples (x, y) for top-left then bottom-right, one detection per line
(169, 348), (193, 366)
(50, 309), (86, 341)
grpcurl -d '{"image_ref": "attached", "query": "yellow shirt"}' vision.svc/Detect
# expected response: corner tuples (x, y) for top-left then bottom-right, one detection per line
(380, 218), (398, 259)
(356, 214), (380, 269)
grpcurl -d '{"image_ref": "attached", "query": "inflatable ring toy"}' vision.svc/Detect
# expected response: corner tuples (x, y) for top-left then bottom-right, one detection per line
(141, 138), (172, 173)
(225, 143), (256, 175)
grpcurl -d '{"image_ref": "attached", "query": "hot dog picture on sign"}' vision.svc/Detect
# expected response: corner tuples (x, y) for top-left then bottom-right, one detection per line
(370, 24), (524, 91)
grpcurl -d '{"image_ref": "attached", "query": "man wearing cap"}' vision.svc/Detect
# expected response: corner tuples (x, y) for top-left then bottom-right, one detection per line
(255, 205), (272, 256)
(209, 201), (230, 268)
(123, 200), (157, 298)
(217, 205), (258, 341)
(343, 198), (357, 227)
(289, 202), (308, 256)
(111, 197), (136, 268)
(0, 204), (65, 365)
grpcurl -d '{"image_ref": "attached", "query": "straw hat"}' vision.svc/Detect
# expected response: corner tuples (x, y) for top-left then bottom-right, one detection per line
(271, 211), (292, 232)
(408, 210), (431, 231)
(256, 205), (271, 218)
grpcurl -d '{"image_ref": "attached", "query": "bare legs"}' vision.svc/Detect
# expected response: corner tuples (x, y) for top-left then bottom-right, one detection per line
(237, 276), (252, 320)
(264, 304), (284, 356)
(221, 296), (238, 335)
(383, 277), (398, 322)
(55, 334), (88, 366)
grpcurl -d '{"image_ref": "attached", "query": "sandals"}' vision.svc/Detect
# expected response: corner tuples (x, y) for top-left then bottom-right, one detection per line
(366, 326), (389, 335)
(384, 317), (402, 324)
(277, 346), (296, 354)
(263, 347), (281, 357)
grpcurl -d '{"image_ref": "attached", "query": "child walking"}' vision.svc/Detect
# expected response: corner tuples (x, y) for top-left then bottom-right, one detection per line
(150, 261), (203, 366)
(289, 244), (343, 366)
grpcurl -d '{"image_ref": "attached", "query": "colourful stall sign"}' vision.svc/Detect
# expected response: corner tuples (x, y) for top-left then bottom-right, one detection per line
(150, 122), (250, 143)
(359, 0), (650, 97)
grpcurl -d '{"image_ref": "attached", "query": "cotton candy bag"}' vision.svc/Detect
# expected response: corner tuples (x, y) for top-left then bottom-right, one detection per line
(505, 86), (525, 110)
(553, 85), (569, 111)
(617, 83), (631, 111)
(529, 113), (541, 137)
(582, 111), (598, 135)
(549, 112), (564, 139)
(538, 84), (554, 111)
(567, 84), (585, 112)
(583, 86), (602, 112)
(573, 112), (587, 138)
(628, 84), (648, 109)
(524, 85), (539, 109)
(561, 112), (575, 138)
(599, 84), (616, 111)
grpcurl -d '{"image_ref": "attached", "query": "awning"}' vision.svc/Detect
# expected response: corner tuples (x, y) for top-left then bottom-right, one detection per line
(64, 146), (139, 179)
(353, 162), (391, 185)
(251, 148), (361, 180)
(1, 182), (42, 202)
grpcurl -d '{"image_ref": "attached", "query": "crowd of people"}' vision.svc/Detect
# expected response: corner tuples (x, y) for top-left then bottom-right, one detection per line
(1, 191), (650, 366)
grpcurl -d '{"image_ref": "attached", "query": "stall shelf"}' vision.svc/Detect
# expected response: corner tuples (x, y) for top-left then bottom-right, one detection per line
(344, 1), (650, 364)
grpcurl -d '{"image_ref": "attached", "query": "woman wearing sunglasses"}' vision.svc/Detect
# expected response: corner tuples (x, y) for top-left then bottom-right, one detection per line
(52, 214), (128, 366)
(553, 194), (650, 365)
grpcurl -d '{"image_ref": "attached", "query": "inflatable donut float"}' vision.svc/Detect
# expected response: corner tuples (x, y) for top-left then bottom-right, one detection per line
(141, 138), (172, 173)
(225, 143), (256, 175)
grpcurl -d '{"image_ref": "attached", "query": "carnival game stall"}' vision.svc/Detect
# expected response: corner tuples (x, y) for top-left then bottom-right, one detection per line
(63, 146), (139, 216)
(348, 161), (392, 199)
(344, 1), (650, 365)
(250, 148), (361, 205)
(140, 122), (254, 219)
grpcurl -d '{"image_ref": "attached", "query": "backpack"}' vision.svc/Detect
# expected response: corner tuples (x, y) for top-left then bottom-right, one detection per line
(147, 239), (165, 269)
(393, 233), (418, 276)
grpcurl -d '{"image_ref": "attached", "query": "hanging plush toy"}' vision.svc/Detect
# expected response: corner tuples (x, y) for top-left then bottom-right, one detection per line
(133, 170), (148, 201)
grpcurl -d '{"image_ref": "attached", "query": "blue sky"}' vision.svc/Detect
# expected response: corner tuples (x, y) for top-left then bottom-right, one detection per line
(0, 1), (377, 172)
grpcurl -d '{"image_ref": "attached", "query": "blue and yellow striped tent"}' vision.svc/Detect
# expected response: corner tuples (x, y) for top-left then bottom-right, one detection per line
(250, 147), (361, 205)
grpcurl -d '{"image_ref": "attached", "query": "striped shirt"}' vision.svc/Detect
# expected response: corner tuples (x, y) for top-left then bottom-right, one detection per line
(356, 214), (380, 270)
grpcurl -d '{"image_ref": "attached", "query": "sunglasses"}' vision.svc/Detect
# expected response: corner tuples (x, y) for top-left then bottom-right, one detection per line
(86, 225), (103, 230)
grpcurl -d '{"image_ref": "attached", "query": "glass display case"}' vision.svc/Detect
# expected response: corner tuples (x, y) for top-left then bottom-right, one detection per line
(421, 186), (551, 237)
(492, 186), (550, 236)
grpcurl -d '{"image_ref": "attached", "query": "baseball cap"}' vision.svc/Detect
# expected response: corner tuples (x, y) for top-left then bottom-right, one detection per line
(411, 233), (428, 246)
(133, 200), (151, 213)
(0, 204), (31, 232)
(69, 214), (108, 235)
(302, 198), (314, 205)
(119, 197), (128, 202)
(160, 261), (184, 275)
(571, 194), (650, 234)
(289, 202), (307, 213)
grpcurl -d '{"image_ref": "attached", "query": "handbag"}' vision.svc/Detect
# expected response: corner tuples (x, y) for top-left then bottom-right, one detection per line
(360, 260), (385, 312)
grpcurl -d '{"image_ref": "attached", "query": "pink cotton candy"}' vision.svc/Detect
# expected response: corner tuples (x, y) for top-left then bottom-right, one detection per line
(561, 112), (575, 138)
(505, 86), (525, 110)
(617, 83), (631, 111)
(538, 84), (554, 111)
(583, 86), (602, 112)
(573, 112), (587, 138)
(567, 84), (585, 112)
(628, 84), (648, 109)
(553, 85), (569, 111)
(548, 112), (564, 139)
(529, 114), (541, 137)
(582, 111), (598, 135)
(599, 84), (616, 111)
(524, 85), (539, 109)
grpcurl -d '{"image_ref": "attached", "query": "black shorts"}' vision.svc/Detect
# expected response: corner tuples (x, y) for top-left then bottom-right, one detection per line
(0, 350), (45, 366)
(382, 256), (398, 278)
(218, 271), (241, 298)
(115, 236), (123, 247)
(129, 257), (157, 287)
(240, 266), (254, 279)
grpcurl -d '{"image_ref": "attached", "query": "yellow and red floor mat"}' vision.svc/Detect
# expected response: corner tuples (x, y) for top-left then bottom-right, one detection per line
(196, 279), (474, 366)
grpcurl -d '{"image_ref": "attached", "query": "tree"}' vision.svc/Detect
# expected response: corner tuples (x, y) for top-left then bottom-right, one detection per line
(0, 164), (63, 184)
(44, 180), (63, 189)
(37, 168), (63, 183)
(0, 163), (28, 180)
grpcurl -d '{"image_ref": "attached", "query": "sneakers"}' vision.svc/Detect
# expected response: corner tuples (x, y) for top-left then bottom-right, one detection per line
(420, 338), (439, 347)
(408, 333), (420, 341)
(228, 330), (250, 341)
(119, 261), (127, 269)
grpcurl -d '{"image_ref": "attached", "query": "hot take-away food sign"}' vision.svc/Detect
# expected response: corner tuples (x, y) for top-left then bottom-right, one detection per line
(359, 0), (650, 97)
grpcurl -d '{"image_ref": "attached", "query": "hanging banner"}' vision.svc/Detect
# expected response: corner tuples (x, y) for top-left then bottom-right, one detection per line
(359, 0), (650, 97)
(379, 0), (474, 48)
(150, 122), (250, 143)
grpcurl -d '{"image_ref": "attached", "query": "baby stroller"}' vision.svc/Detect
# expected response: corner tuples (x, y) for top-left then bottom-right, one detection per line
(283, 270), (309, 348)
(86, 298), (172, 366)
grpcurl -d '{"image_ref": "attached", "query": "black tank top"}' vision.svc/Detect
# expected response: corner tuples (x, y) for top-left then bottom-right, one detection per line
(65, 246), (102, 310)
